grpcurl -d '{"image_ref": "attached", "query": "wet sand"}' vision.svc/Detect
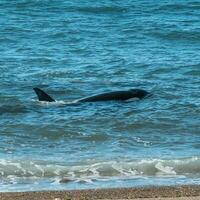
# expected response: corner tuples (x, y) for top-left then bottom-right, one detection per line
(0, 185), (200, 200)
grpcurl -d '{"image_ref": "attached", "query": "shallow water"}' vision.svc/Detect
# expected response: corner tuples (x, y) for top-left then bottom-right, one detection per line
(0, 0), (200, 192)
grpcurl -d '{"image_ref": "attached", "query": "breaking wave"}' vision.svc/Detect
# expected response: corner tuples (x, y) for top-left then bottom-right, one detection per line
(0, 157), (199, 183)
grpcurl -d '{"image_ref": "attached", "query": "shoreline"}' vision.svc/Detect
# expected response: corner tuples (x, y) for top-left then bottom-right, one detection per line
(0, 185), (200, 200)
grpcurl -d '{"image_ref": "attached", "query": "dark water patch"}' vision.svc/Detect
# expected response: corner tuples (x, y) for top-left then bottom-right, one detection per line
(155, 2), (200, 12)
(0, 95), (23, 104)
(33, 70), (72, 79)
(151, 30), (200, 43)
(59, 178), (73, 183)
(79, 133), (110, 142)
(184, 69), (200, 76)
(0, 105), (27, 115)
(77, 6), (128, 14)
(0, 37), (17, 45)
(188, 1), (200, 8)
(146, 66), (179, 76)
(21, 57), (57, 65)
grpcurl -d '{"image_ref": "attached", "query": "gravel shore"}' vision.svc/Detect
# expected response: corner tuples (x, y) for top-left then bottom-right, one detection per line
(0, 185), (200, 200)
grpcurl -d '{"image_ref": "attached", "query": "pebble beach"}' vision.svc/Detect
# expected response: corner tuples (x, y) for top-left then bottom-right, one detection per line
(0, 185), (200, 200)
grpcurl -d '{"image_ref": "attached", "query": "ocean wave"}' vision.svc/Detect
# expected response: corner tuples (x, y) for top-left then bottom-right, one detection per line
(0, 157), (199, 182)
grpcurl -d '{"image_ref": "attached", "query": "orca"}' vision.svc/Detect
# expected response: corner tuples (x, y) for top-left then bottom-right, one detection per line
(33, 87), (149, 103)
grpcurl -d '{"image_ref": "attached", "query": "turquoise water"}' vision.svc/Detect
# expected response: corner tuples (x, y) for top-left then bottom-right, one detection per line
(0, 0), (200, 192)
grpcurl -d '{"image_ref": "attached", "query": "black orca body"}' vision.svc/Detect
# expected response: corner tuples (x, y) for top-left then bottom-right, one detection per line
(33, 87), (149, 103)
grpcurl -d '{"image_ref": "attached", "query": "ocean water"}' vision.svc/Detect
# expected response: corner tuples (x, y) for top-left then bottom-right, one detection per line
(0, 0), (200, 192)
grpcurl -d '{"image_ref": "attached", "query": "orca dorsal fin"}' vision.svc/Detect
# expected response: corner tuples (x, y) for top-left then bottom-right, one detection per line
(33, 88), (55, 102)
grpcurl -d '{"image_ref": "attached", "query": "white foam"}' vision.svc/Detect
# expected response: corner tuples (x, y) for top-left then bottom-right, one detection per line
(0, 157), (199, 183)
(32, 99), (68, 106)
(125, 97), (140, 102)
(155, 162), (176, 175)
